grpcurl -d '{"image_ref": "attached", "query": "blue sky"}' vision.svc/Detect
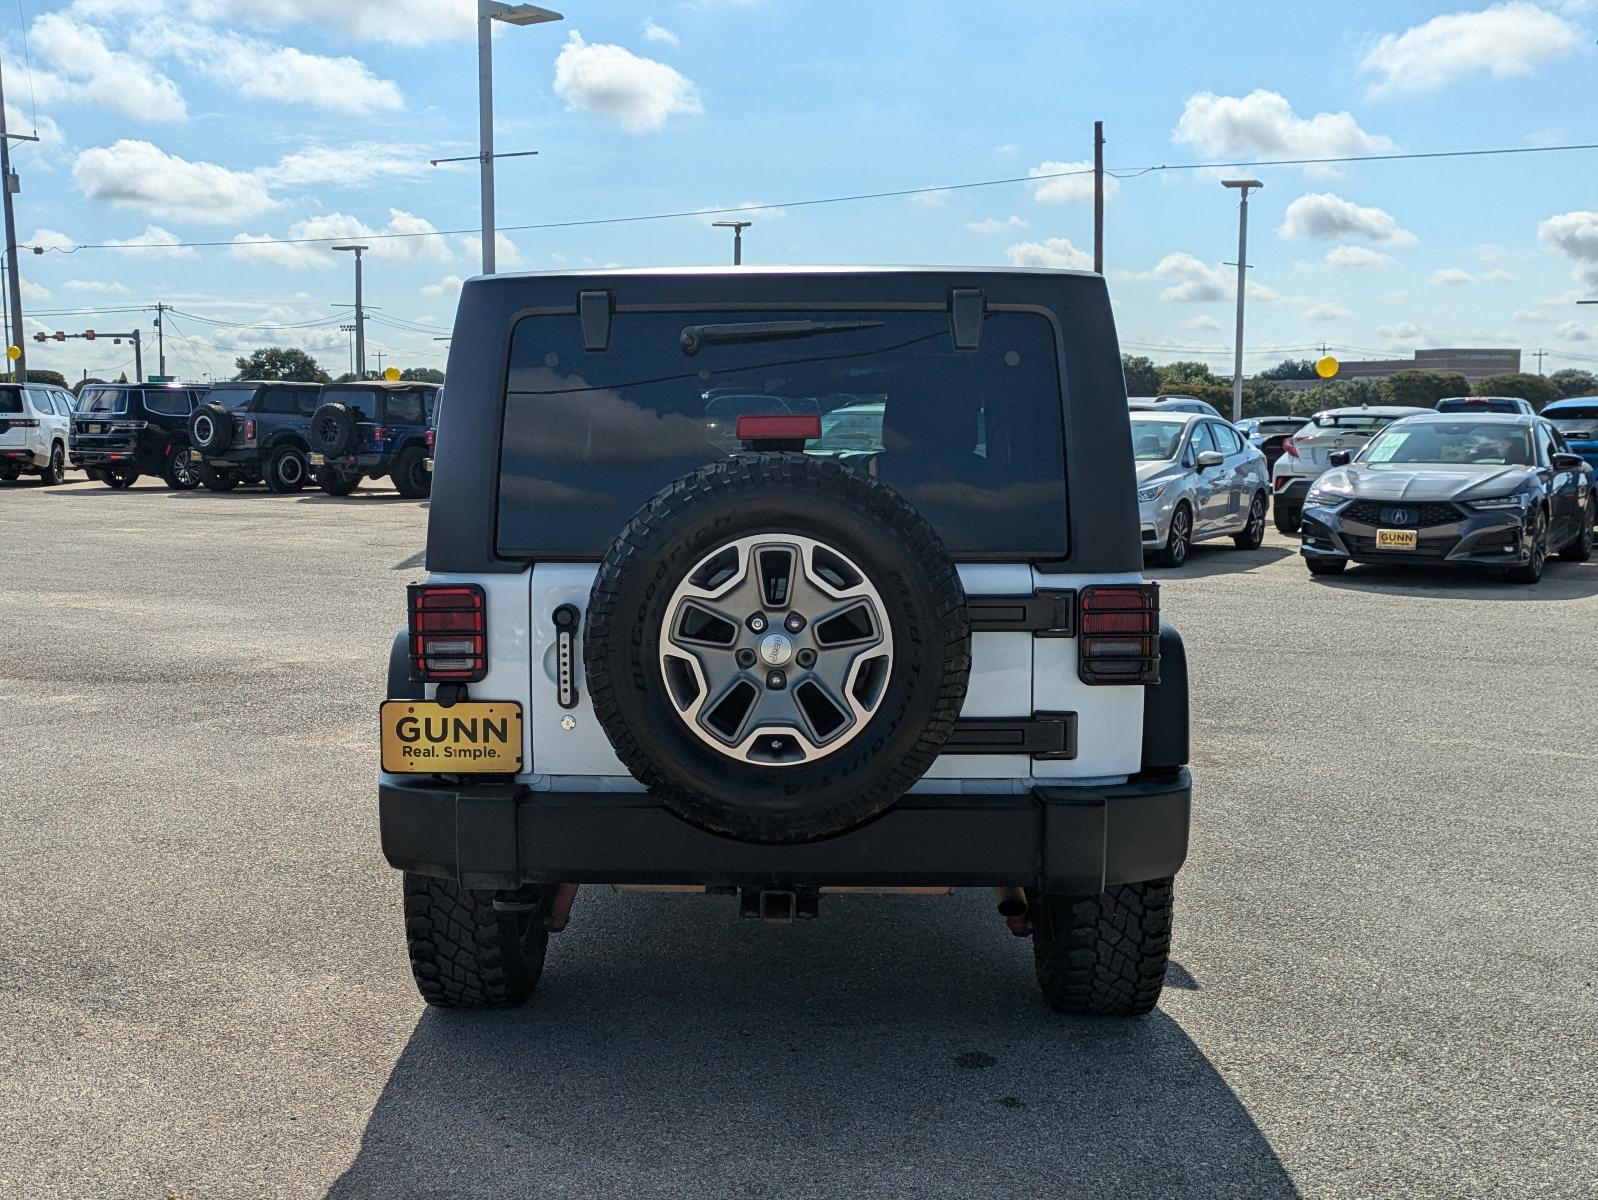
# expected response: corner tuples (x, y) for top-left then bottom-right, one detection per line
(6, 0), (1598, 383)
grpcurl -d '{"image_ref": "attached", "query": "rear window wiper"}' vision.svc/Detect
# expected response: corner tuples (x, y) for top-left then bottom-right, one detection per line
(679, 319), (883, 357)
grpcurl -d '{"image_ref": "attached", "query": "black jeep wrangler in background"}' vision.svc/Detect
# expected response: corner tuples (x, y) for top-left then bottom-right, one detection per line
(70, 382), (208, 490)
(308, 381), (439, 497)
(187, 380), (323, 493)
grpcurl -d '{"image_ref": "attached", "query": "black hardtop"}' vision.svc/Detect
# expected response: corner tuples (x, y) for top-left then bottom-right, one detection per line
(428, 266), (1139, 575)
(324, 380), (438, 425)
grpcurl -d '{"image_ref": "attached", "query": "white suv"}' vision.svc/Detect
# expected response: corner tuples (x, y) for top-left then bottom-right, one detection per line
(1271, 405), (1431, 533)
(0, 383), (74, 485)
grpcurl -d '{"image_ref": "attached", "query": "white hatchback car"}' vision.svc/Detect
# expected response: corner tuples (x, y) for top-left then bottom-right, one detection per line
(1133, 411), (1269, 566)
(1270, 405), (1432, 533)
(0, 382), (74, 485)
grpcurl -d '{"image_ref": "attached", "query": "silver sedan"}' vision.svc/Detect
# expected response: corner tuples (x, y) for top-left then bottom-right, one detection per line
(1133, 411), (1271, 567)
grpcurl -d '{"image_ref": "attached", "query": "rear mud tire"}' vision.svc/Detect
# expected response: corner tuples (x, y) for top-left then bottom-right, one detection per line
(403, 873), (547, 1009)
(188, 404), (234, 454)
(105, 468), (139, 490)
(317, 467), (361, 497)
(310, 403), (359, 457)
(1030, 879), (1173, 1017)
(198, 465), (238, 493)
(392, 445), (431, 499)
(1273, 502), (1301, 535)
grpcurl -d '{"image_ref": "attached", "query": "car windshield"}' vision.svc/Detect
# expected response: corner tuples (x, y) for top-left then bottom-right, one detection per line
(1546, 406), (1598, 435)
(1309, 413), (1400, 436)
(0, 388), (20, 413)
(1131, 420), (1188, 461)
(206, 385), (258, 412)
(76, 387), (128, 415)
(1363, 421), (1533, 466)
(497, 308), (1069, 557)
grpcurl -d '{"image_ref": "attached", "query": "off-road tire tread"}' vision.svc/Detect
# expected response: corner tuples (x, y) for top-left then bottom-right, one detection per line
(402, 873), (546, 1009)
(586, 453), (970, 844)
(1273, 503), (1300, 535)
(1032, 878), (1173, 1017)
(393, 445), (431, 499)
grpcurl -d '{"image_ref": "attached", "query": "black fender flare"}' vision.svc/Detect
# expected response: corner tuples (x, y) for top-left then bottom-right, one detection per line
(388, 629), (423, 700)
(1141, 621), (1188, 773)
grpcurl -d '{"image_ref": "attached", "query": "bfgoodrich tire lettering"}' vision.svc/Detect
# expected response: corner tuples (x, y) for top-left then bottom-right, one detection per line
(402, 873), (547, 1008)
(1030, 878), (1173, 1017)
(585, 453), (971, 845)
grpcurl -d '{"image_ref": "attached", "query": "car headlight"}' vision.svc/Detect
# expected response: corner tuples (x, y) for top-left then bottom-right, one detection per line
(1306, 482), (1352, 504)
(1137, 483), (1167, 502)
(1468, 493), (1530, 511)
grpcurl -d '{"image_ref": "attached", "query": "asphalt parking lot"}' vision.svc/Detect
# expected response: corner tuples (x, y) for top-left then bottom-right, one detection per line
(1, 474), (1595, 1199)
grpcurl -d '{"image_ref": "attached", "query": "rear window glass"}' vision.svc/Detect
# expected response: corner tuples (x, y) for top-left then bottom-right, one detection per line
(207, 385), (258, 412)
(327, 388), (381, 420)
(1547, 407), (1598, 435)
(0, 389), (22, 413)
(386, 390), (425, 424)
(1310, 413), (1403, 435)
(77, 387), (128, 415)
(144, 389), (192, 416)
(1437, 397), (1521, 413)
(497, 309), (1068, 558)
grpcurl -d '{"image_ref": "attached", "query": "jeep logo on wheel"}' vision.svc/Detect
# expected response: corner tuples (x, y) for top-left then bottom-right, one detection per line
(758, 632), (794, 666)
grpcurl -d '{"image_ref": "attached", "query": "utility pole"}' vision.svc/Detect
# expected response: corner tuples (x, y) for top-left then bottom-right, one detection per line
(131, 330), (142, 383)
(0, 52), (40, 383)
(712, 219), (751, 265)
(340, 323), (356, 376)
(375, 350), (387, 376)
(1222, 179), (1263, 424)
(1093, 120), (1105, 274)
(152, 303), (167, 377)
(1533, 348), (1547, 376)
(332, 244), (368, 378)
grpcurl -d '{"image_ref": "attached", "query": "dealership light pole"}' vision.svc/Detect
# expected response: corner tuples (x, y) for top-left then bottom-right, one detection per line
(1222, 179), (1262, 424)
(0, 53), (39, 382)
(475, 2), (562, 275)
(713, 220), (752, 265)
(332, 244), (368, 378)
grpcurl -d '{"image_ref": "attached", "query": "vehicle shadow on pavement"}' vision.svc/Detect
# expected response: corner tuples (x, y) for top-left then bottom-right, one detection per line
(328, 891), (1298, 1200)
(1311, 559), (1598, 602)
(1145, 544), (1295, 580)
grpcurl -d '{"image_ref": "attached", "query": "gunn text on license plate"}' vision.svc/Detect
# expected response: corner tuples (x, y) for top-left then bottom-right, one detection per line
(380, 701), (523, 774)
(1376, 528), (1418, 550)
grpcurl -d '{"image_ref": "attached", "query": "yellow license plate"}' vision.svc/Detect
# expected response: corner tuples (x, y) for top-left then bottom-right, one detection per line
(308, 452), (325, 466)
(380, 701), (523, 774)
(189, 450), (203, 461)
(1376, 528), (1418, 549)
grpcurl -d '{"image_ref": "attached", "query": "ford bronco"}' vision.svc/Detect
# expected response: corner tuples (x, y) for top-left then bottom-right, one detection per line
(379, 267), (1192, 1017)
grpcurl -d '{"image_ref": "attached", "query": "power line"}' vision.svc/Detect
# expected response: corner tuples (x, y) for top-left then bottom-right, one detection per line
(25, 140), (1598, 256)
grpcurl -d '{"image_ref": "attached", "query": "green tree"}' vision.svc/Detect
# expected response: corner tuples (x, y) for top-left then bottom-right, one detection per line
(1548, 368), (1598, 399)
(1475, 372), (1558, 411)
(1119, 354), (1160, 395)
(399, 366), (445, 384)
(233, 346), (332, 383)
(72, 377), (106, 396)
(1258, 358), (1318, 381)
(1381, 370), (1470, 408)
(1156, 360), (1217, 390)
(25, 369), (68, 387)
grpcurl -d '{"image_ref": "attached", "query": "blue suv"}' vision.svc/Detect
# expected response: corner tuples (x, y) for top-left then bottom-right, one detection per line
(1542, 397), (1598, 472)
(187, 380), (323, 492)
(308, 381), (439, 497)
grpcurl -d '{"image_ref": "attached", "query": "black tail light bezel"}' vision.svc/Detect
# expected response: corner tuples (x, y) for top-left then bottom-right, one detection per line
(1077, 583), (1161, 685)
(407, 582), (487, 683)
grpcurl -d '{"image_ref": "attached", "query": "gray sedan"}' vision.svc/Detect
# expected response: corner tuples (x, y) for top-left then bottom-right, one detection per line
(1133, 411), (1270, 566)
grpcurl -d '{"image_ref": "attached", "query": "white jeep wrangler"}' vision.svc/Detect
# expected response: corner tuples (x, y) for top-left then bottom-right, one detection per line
(379, 267), (1192, 1017)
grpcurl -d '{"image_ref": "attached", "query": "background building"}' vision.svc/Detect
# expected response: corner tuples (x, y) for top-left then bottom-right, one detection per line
(1332, 348), (1521, 382)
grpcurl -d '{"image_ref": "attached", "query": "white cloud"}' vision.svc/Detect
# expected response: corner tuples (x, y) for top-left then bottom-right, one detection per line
(1325, 244), (1395, 268)
(29, 11), (187, 121)
(20, 278), (51, 302)
(1028, 160), (1114, 204)
(420, 275), (464, 298)
(553, 31), (702, 133)
(1374, 320), (1432, 347)
(181, 0), (479, 45)
(1144, 252), (1230, 303)
(1180, 314), (1221, 331)
(1304, 302), (1353, 320)
(1003, 237), (1093, 270)
(643, 18), (679, 45)
(197, 39), (402, 115)
(63, 279), (131, 294)
(458, 232), (523, 267)
(102, 225), (199, 259)
(1359, 2), (1584, 98)
(967, 216), (1029, 235)
(993, 143), (1018, 156)
(265, 143), (431, 188)
(910, 190), (948, 208)
(230, 209), (451, 269)
(1555, 320), (1594, 343)
(26, 227), (77, 252)
(1173, 89), (1395, 160)
(1514, 290), (1585, 322)
(1539, 210), (1598, 286)
(1432, 267), (1476, 285)
(1278, 193), (1417, 245)
(74, 140), (275, 224)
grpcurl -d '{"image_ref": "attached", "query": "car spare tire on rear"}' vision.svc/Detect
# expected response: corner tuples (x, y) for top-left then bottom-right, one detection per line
(188, 403), (234, 453)
(310, 402), (359, 456)
(585, 453), (971, 845)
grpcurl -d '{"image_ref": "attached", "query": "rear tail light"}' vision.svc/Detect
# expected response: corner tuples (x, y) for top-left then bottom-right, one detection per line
(372, 425), (387, 443)
(243, 418), (256, 440)
(1282, 436), (1299, 459)
(1077, 584), (1160, 685)
(424, 428), (435, 449)
(737, 414), (821, 443)
(8, 417), (39, 428)
(108, 420), (147, 432)
(408, 583), (486, 682)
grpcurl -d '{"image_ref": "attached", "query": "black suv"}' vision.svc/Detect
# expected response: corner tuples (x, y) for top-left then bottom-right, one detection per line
(377, 268), (1192, 1019)
(187, 381), (323, 493)
(70, 382), (208, 489)
(308, 381), (439, 497)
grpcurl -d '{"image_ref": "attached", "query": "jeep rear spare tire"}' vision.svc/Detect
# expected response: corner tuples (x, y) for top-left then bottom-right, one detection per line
(310, 402), (359, 456)
(585, 453), (971, 845)
(188, 403), (233, 453)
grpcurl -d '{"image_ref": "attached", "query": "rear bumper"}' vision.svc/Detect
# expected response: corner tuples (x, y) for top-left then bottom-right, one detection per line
(1, 445), (43, 466)
(379, 769), (1192, 894)
(309, 451), (388, 473)
(1272, 475), (1311, 504)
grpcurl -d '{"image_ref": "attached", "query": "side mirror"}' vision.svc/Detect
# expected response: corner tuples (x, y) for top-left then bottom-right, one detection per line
(1195, 450), (1225, 470)
(1327, 450), (1352, 467)
(1551, 452), (1584, 471)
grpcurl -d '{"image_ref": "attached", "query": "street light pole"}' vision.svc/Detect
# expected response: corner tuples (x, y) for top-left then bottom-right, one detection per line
(712, 219), (752, 265)
(476, 1), (563, 276)
(1222, 179), (1263, 424)
(0, 53), (39, 382)
(332, 244), (369, 378)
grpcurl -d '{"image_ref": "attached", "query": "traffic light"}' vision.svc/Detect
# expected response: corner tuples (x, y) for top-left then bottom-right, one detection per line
(83, 330), (96, 340)
(52, 331), (65, 341)
(32, 331), (44, 342)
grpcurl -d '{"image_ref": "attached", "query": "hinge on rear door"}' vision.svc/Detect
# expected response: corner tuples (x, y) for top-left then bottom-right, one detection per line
(949, 713), (1077, 760)
(965, 592), (1075, 637)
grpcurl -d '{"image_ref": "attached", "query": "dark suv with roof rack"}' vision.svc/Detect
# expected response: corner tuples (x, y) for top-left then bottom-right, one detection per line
(70, 382), (209, 489)
(308, 381), (439, 497)
(187, 380), (323, 493)
(376, 266), (1193, 1020)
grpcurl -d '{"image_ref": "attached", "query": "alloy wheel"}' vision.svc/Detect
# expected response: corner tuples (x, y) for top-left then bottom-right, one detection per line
(1169, 508), (1190, 564)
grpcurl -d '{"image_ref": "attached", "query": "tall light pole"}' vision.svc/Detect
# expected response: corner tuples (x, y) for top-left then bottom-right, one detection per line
(332, 244), (369, 378)
(0, 52), (38, 383)
(477, 2), (562, 275)
(713, 220), (752, 266)
(1222, 179), (1262, 424)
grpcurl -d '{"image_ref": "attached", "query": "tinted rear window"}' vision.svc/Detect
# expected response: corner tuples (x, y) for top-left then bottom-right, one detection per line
(207, 385), (258, 411)
(77, 387), (128, 415)
(0, 388), (20, 413)
(144, 389), (194, 416)
(1546, 406), (1598, 435)
(327, 388), (381, 420)
(1437, 397), (1520, 413)
(497, 309), (1068, 558)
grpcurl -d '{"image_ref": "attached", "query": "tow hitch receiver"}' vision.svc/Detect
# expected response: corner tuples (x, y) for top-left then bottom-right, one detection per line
(739, 888), (819, 923)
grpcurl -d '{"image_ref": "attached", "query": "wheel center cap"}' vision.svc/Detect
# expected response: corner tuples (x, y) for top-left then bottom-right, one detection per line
(758, 632), (793, 666)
